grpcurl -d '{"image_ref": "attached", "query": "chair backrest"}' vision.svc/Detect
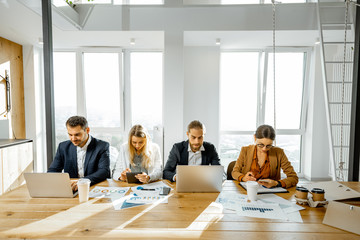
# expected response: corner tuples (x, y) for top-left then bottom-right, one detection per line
(109, 146), (119, 178)
(226, 161), (236, 180)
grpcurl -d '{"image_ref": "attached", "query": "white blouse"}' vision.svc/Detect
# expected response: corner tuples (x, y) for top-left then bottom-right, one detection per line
(112, 142), (163, 182)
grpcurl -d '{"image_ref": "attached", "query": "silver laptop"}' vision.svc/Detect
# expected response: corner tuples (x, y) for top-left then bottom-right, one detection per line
(176, 165), (224, 193)
(24, 173), (77, 198)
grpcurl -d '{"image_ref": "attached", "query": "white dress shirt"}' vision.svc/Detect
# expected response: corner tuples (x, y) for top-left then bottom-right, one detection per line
(77, 135), (92, 178)
(172, 143), (205, 181)
(188, 143), (205, 165)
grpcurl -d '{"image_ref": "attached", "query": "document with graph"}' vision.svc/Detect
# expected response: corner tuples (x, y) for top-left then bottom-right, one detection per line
(235, 202), (288, 220)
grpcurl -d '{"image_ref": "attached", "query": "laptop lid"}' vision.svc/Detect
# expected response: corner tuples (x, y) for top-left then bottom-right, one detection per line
(24, 173), (77, 198)
(176, 165), (224, 193)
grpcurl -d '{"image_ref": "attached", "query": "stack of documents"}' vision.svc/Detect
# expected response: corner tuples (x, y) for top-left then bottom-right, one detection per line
(111, 182), (172, 210)
(215, 192), (304, 222)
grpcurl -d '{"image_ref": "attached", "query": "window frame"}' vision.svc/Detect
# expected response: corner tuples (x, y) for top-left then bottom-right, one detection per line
(124, 49), (164, 136)
(53, 48), (125, 145)
(219, 47), (311, 175)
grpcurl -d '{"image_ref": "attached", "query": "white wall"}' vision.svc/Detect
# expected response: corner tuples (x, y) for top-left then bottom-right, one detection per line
(23, 46), (47, 173)
(183, 46), (220, 147)
(303, 45), (331, 181)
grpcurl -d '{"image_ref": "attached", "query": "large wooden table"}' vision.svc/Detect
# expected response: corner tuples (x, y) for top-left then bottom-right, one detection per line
(0, 180), (359, 239)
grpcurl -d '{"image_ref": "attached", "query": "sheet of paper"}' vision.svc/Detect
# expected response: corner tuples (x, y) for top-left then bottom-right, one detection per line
(131, 181), (172, 195)
(215, 191), (248, 210)
(111, 194), (145, 210)
(235, 202), (288, 220)
(258, 194), (305, 213)
(126, 192), (169, 204)
(286, 211), (303, 223)
(216, 191), (303, 222)
(89, 187), (130, 198)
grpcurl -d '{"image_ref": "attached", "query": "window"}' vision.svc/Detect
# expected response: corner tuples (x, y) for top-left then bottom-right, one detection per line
(130, 52), (163, 132)
(220, 52), (258, 131)
(83, 53), (121, 128)
(53, 50), (163, 155)
(219, 50), (308, 173)
(53, 52), (77, 145)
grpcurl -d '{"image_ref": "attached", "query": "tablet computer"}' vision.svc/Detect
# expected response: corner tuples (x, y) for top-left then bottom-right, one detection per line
(126, 172), (142, 183)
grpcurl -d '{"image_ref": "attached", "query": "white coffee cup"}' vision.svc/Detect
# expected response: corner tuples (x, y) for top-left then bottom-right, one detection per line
(77, 178), (91, 203)
(246, 181), (259, 202)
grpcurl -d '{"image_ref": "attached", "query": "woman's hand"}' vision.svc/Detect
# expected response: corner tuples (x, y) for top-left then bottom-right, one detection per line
(258, 179), (279, 188)
(120, 168), (131, 181)
(242, 171), (256, 182)
(136, 172), (150, 183)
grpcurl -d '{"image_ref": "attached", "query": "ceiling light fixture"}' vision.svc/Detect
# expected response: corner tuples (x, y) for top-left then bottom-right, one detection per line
(215, 38), (221, 45)
(130, 38), (135, 45)
(315, 37), (320, 45)
(38, 38), (44, 45)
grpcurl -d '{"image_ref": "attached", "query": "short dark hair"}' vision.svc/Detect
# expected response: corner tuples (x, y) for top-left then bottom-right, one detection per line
(66, 116), (88, 130)
(255, 124), (276, 140)
(187, 120), (206, 134)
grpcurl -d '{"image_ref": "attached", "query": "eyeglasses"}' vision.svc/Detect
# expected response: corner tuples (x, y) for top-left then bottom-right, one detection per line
(257, 143), (273, 149)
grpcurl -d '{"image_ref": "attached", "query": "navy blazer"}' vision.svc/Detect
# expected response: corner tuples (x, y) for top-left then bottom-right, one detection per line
(163, 140), (221, 181)
(48, 136), (110, 185)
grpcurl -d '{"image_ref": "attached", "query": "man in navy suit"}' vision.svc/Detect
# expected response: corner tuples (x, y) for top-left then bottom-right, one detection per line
(48, 116), (110, 190)
(163, 120), (221, 182)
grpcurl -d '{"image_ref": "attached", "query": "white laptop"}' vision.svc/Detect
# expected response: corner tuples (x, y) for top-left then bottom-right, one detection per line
(24, 173), (77, 198)
(176, 165), (224, 193)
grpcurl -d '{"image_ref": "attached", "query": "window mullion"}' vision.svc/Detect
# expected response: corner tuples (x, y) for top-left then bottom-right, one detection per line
(261, 51), (269, 125)
(123, 49), (132, 133)
(76, 50), (86, 117)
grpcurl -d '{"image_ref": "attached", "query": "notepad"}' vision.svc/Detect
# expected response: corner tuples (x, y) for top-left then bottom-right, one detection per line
(240, 182), (288, 194)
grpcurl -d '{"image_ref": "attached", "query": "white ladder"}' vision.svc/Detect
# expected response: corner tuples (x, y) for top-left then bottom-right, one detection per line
(316, 0), (356, 181)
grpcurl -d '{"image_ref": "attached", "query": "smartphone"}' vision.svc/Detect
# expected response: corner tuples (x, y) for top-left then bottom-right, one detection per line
(126, 172), (142, 183)
(160, 187), (171, 196)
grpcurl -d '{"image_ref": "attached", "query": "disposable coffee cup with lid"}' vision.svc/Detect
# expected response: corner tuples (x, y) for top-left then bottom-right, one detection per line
(295, 186), (309, 199)
(311, 188), (325, 201)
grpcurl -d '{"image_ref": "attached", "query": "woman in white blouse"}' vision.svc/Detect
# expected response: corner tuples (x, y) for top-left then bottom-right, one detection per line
(113, 125), (162, 183)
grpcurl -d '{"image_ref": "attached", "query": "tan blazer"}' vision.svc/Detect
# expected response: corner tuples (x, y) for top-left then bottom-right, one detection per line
(231, 145), (298, 188)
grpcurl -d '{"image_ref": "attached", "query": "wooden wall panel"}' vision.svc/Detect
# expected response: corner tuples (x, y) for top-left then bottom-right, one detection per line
(1, 142), (33, 193)
(0, 37), (25, 138)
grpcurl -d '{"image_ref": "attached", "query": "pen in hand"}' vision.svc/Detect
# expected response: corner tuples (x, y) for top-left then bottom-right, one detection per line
(140, 188), (156, 191)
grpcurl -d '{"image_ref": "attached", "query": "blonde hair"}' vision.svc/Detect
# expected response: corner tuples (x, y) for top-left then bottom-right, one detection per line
(128, 125), (153, 169)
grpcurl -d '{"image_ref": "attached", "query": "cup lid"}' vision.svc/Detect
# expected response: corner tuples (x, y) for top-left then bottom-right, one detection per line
(311, 188), (325, 194)
(296, 186), (309, 192)
(78, 178), (91, 184)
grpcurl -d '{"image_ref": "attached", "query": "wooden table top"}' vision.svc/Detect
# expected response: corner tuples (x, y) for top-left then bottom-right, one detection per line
(0, 180), (359, 240)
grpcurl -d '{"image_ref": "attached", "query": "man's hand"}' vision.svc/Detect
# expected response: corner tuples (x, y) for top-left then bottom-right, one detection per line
(120, 168), (131, 181)
(70, 180), (78, 191)
(258, 179), (279, 188)
(242, 171), (256, 182)
(136, 172), (150, 183)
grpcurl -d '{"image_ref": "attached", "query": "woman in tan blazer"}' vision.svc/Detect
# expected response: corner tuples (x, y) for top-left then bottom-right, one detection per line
(232, 125), (298, 188)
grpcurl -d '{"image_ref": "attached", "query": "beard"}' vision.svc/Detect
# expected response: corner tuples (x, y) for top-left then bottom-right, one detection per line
(190, 143), (201, 152)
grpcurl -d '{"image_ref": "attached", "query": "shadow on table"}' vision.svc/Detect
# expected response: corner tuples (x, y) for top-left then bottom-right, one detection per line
(0, 192), (224, 239)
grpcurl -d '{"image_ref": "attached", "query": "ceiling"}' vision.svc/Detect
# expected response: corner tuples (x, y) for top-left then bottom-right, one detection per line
(0, 0), (349, 50)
